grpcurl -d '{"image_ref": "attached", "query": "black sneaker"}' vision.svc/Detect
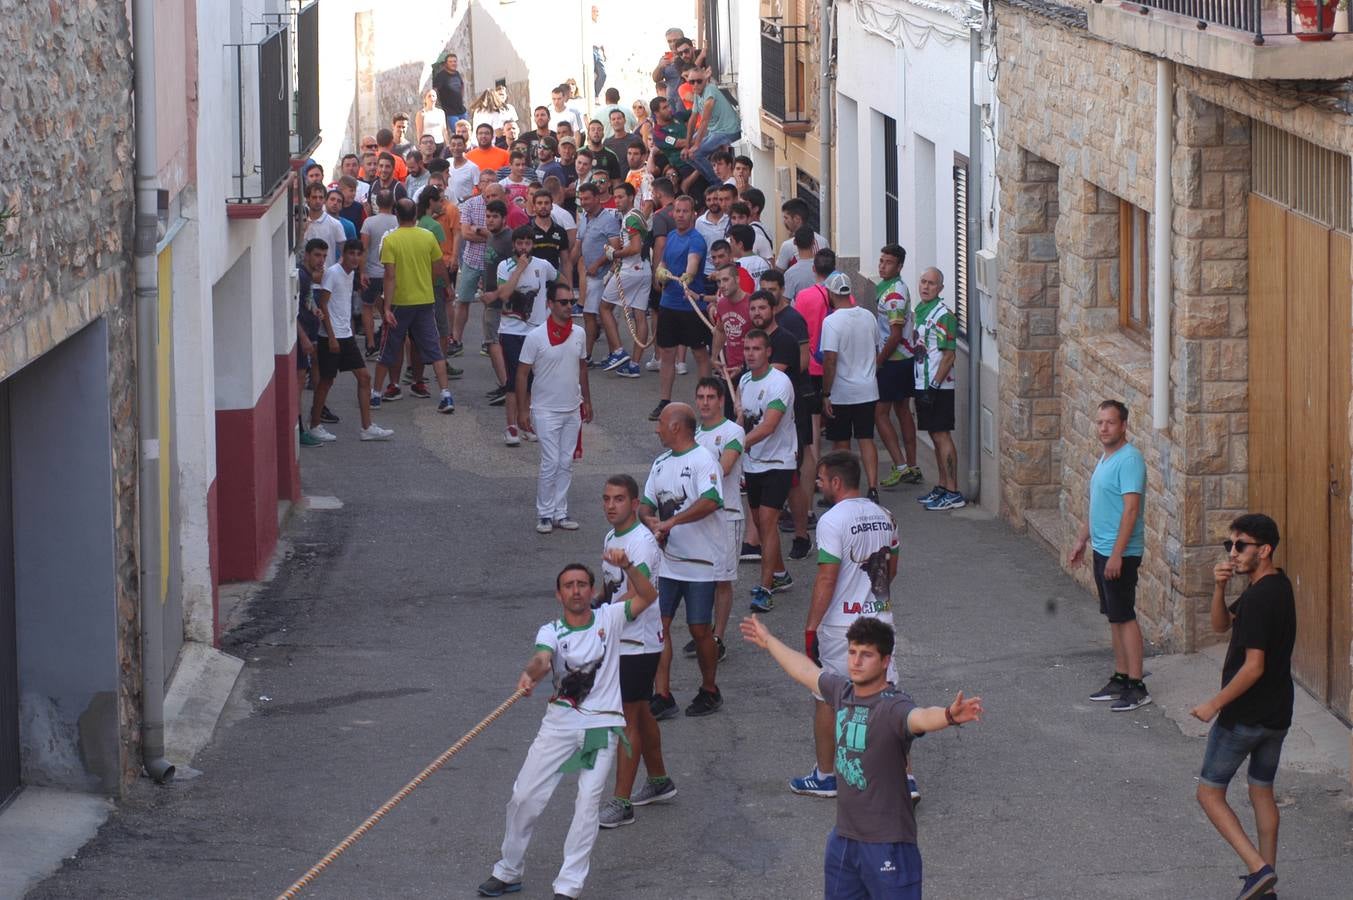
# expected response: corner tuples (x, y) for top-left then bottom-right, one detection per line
(777, 510), (795, 533)
(683, 638), (696, 657)
(1089, 675), (1128, 702)
(488, 390), (507, 407)
(788, 536), (812, 560)
(684, 688), (723, 717)
(867, 487), (880, 503)
(715, 635), (727, 661)
(650, 692), (678, 721)
(1111, 683), (1152, 712)
(648, 400), (670, 421)
(320, 405), (340, 424)
(739, 542), (762, 562)
(476, 875), (522, 897)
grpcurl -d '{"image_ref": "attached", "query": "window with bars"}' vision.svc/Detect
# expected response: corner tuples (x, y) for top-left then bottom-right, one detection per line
(884, 116), (899, 246)
(1119, 199), (1150, 339)
(797, 168), (822, 234)
(952, 156), (969, 341)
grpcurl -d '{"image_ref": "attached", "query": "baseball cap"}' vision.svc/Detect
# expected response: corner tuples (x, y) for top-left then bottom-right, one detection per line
(824, 271), (851, 294)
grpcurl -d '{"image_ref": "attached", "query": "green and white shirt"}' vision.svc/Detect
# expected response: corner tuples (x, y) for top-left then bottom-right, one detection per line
(621, 209), (651, 263)
(695, 418), (745, 522)
(600, 521), (663, 654)
(911, 297), (957, 390)
(642, 445), (725, 581)
(533, 601), (630, 730)
(738, 367), (797, 473)
(817, 497), (899, 629)
(875, 276), (915, 361)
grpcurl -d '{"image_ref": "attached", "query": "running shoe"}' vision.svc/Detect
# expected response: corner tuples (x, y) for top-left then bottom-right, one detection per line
(571, 303), (584, 317)
(616, 362), (642, 378)
(771, 571), (794, 593)
(1111, 683), (1152, 712)
(630, 777), (677, 806)
(480, 342), (491, 357)
(739, 542), (762, 562)
(485, 385), (508, 400)
(476, 876), (522, 897)
(602, 349), (630, 371)
(645, 357), (661, 371)
(437, 393), (455, 414)
(369, 392), (381, 409)
(684, 687), (722, 717)
(520, 428), (538, 442)
(867, 487), (880, 503)
(650, 692), (678, 721)
(308, 424), (337, 443)
(401, 366), (415, 384)
(789, 769), (837, 798)
(1089, 675), (1129, 702)
(319, 405), (340, 424)
(1235, 866), (1278, 900)
(446, 339), (464, 357)
(488, 389), (508, 407)
(504, 427), (521, 447)
(907, 774), (920, 803)
(553, 517), (581, 531)
(299, 429), (323, 447)
(364, 345), (380, 360)
(674, 361), (688, 375)
(683, 638), (697, 657)
(778, 510), (795, 533)
(788, 536), (813, 560)
(715, 635), (727, 661)
(900, 465), (925, 484)
(880, 467), (906, 488)
(409, 380), (431, 399)
(382, 384), (403, 401)
(925, 490), (966, 511)
(536, 518), (553, 534)
(598, 797), (634, 829)
(446, 365), (464, 380)
(916, 485), (944, 505)
(749, 585), (774, 612)
(648, 400), (670, 421)
(359, 424), (394, 441)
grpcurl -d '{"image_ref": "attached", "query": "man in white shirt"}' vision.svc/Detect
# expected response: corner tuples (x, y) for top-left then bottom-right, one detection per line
(820, 271), (882, 496)
(727, 224), (769, 283)
(693, 183), (730, 277)
(516, 281), (592, 533)
(775, 197), (827, 270)
(497, 226), (559, 447)
(694, 377), (745, 657)
(477, 560), (660, 900)
(301, 181), (347, 267)
(548, 83), (586, 134)
(445, 133), (481, 203)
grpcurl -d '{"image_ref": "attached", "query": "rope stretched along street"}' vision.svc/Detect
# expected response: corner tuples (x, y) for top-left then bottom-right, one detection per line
(273, 687), (528, 899)
(604, 259), (654, 351)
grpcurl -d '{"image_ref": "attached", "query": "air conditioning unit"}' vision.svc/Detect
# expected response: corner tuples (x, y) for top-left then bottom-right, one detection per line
(975, 247), (998, 296)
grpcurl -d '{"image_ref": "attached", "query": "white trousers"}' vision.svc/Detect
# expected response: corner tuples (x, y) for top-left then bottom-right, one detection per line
(493, 720), (617, 896)
(535, 407), (581, 520)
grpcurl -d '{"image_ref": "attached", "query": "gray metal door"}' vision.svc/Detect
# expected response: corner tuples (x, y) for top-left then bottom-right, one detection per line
(0, 382), (19, 808)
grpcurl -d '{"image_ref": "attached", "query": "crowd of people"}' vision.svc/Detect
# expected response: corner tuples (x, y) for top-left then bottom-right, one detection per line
(293, 28), (1296, 900)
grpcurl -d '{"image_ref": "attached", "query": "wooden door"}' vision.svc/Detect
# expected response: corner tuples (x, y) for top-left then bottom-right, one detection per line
(1329, 230), (1352, 717)
(1248, 196), (1287, 522)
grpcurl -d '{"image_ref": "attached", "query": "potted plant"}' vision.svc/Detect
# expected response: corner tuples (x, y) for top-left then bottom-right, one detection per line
(1294, 0), (1338, 39)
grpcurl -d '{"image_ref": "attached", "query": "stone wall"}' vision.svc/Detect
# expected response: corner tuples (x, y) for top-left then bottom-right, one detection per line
(0, 2), (139, 789)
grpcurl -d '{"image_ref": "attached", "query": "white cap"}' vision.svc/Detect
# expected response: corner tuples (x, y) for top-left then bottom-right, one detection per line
(824, 271), (851, 294)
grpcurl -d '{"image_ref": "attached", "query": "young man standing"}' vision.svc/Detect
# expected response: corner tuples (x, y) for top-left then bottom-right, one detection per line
(498, 224), (558, 446)
(874, 244), (923, 488)
(583, 119), (623, 182)
(710, 263), (752, 414)
(499, 150), (534, 211)
(740, 613), (983, 899)
(759, 271), (814, 561)
(693, 184), (730, 279)
(301, 182), (347, 267)
(1191, 513), (1294, 900)
(1070, 399), (1149, 710)
(467, 123), (510, 173)
(358, 188), (398, 357)
(548, 83), (586, 135)
(820, 272), (882, 498)
(476, 561), (659, 900)
(596, 475), (676, 830)
(575, 183), (625, 368)
(642, 402), (726, 720)
(739, 330), (798, 613)
(307, 239), (393, 443)
(792, 451), (897, 799)
(776, 198), (827, 270)
(432, 52), (467, 130)
(911, 267), (965, 510)
(694, 377), (745, 660)
(603, 109), (634, 170)
(453, 170), (498, 355)
(516, 281), (591, 533)
(445, 133), (481, 203)
(602, 182), (651, 378)
(650, 196), (710, 421)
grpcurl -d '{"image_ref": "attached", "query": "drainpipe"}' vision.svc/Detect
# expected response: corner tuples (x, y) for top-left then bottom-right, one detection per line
(966, 25), (983, 501)
(1152, 59), (1173, 430)
(819, 0), (833, 243)
(132, 0), (175, 785)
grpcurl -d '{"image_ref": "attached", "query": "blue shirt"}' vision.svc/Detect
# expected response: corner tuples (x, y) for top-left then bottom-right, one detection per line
(577, 208), (621, 269)
(1089, 442), (1146, 557)
(660, 226), (708, 311)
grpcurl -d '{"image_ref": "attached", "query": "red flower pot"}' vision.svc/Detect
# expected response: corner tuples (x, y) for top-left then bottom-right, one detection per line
(1295, 0), (1338, 40)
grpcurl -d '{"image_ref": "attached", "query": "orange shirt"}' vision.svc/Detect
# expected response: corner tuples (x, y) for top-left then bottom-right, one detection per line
(435, 205), (460, 267)
(466, 146), (510, 172)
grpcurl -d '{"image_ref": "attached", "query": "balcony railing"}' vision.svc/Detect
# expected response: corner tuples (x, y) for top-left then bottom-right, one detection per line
(227, 26), (292, 204)
(760, 18), (811, 132)
(1097, 0), (1352, 44)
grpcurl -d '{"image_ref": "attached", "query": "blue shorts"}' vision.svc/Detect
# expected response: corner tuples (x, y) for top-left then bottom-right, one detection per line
(1199, 720), (1288, 789)
(824, 829), (922, 899)
(658, 577), (716, 626)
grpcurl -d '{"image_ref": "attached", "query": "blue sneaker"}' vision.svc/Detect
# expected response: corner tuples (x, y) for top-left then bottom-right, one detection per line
(916, 485), (945, 505)
(907, 774), (920, 802)
(616, 361), (642, 378)
(749, 585), (774, 612)
(925, 490), (966, 511)
(369, 392), (381, 409)
(602, 349), (630, 371)
(770, 571), (794, 594)
(1235, 866), (1277, 900)
(789, 768), (837, 798)
(437, 393), (456, 414)
(571, 303), (585, 318)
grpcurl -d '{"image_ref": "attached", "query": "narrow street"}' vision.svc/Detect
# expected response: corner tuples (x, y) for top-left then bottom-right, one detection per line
(31, 342), (1353, 899)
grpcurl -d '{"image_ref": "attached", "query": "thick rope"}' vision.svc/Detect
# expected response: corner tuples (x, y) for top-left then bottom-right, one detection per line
(604, 258), (654, 351)
(274, 688), (528, 899)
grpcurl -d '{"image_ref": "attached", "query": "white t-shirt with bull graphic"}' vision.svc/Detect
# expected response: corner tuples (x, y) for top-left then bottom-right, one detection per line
(600, 521), (663, 655)
(533, 601), (629, 730)
(642, 445), (725, 582)
(816, 496), (899, 629)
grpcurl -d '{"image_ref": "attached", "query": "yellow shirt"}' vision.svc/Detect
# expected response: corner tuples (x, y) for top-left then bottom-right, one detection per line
(380, 225), (441, 306)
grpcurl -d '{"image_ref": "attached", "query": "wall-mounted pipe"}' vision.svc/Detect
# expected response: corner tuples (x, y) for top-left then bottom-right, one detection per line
(1152, 59), (1173, 430)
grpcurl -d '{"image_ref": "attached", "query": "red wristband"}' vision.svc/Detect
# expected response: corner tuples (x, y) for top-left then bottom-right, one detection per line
(804, 630), (817, 657)
(944, 705), (959, 727)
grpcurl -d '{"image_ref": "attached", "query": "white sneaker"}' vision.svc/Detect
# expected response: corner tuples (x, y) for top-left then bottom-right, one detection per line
(521, 428), (539, 443)
(536, 517), (554, 534)
(674, 361), (689, 375)
(359, 424), (393, 441)
(645, 358), (661, 372)
(309, 424), (338, 442)
(504, 426), (521, 447)
(553, 517), (581, 531)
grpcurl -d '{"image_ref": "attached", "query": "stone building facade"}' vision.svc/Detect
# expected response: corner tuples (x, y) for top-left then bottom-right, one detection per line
(993, 0), (1353, 726)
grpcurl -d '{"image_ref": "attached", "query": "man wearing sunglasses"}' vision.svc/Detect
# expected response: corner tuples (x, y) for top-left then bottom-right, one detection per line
(1069, 399), (1149, 711)
(1190, 514), (1293, 900)
(681, 67), (741, 190)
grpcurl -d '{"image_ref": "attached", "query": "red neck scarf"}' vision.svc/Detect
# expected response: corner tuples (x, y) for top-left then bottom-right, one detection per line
(546, 315), (572, 346)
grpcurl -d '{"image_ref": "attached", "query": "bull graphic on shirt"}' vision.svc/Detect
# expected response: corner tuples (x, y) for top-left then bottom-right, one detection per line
(554, 656), (603, 708)
(741, 408), (763, 434)
(596, 570), (623, 609)
(657, 489), (687, 522)
(861, 546), (892, 607)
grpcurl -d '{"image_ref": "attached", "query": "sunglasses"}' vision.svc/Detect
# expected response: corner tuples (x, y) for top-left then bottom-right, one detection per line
(551, 296), (574, 305)
(1223, 539), (1259, 553)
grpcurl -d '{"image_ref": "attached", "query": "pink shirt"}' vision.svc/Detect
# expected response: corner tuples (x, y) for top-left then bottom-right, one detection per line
(795, 283), (857, 375)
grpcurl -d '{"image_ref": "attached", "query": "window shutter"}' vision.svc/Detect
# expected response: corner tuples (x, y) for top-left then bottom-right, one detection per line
(953, 161), (969, 340)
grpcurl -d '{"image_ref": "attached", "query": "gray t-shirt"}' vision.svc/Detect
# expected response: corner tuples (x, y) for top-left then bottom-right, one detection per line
(359, 213), (399, 278)
(819, 672), (919, 844)
(577, 208), (622, 269)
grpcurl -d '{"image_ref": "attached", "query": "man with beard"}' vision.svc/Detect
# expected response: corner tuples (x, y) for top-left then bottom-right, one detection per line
(596, 474), (676, 829)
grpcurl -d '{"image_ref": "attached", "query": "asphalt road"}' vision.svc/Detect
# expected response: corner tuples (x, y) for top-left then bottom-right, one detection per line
(30, 322), (1353, 899)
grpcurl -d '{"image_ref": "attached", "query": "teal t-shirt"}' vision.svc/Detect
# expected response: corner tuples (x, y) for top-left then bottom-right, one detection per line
(697, 84), (740, 136)
(1089, 443), (1146, 557)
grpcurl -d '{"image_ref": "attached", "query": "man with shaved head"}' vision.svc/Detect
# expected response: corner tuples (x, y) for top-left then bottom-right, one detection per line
(641, 401), (727, 719)
(911, 267), (965, 510)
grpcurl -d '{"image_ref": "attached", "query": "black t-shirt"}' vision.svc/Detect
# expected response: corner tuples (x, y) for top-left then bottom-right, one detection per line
(587, 144), (623, 181)
(766, 325), (801, 383)
(531, 220), (571, 270)
(1218, 570), (1296, 730)
(432, 68), (466, 116)
(776, 306), (810, 391)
